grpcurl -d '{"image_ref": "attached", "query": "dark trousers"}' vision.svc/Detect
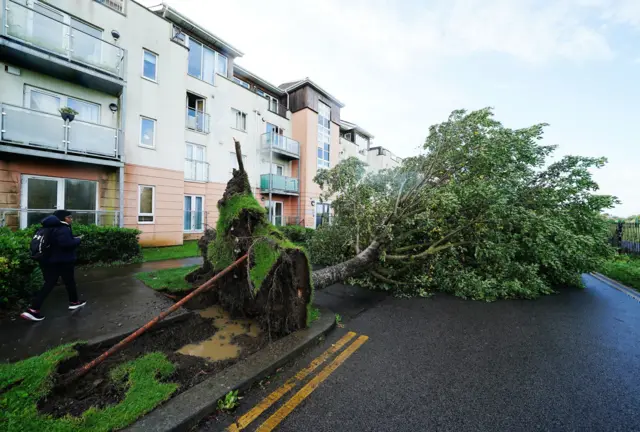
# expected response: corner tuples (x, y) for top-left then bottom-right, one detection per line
(31, 262), (79, 310)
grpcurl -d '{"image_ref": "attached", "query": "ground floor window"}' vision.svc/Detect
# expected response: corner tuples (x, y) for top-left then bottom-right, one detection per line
(138, 185), (155, 223)
(20, 175), (98, 228)
(184, 195), (204, 232)
(315, 202), (331, 228)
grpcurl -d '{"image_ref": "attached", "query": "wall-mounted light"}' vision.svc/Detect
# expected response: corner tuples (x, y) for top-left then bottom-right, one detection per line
(310, 199), (316, 207)
(109, 103), (118, 113)
(260, 196), (265, 202)
(111, 30), (120, 42)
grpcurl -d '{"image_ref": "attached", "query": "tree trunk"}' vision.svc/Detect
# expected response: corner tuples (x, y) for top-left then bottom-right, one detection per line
(311, 240), (381, 290)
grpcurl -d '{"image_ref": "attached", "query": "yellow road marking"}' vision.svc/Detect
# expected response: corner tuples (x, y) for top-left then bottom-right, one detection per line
(227, 331), (358, 431)
(255, 335), (369, 432)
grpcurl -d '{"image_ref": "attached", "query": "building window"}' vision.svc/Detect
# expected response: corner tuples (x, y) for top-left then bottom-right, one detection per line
(186, 92), (208, 133)
(185, 143), (207, 181)
(317, 101), (331, 169)
(233, 77), (251, 89)
(142, 49), (158, 81)
(229, 152), (248, 174)
(21, 175), (99, 228)
(355, 133), (369, 148)
(184, 195), (204, 232)
(138, 185), (155, 223)
(232, 108), (247, 131)
(26, 86), (100, 123)
(188, 38), (228, 85)
(94, 0), (125, 13)
(139, 116), (156, 148)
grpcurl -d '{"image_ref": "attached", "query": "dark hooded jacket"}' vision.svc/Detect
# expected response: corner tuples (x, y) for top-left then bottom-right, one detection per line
(41, 215), (81, 264)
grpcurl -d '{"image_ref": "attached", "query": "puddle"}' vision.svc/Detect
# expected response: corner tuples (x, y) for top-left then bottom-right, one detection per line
(176, 305), (261, 362)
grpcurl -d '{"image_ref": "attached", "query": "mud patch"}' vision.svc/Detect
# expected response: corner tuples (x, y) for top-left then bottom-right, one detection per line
(177, 306), (261, 361)
(38, 311), (271, 419)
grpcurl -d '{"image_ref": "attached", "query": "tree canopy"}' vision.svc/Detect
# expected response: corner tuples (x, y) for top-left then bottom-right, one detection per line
(311, 108), (616, 300)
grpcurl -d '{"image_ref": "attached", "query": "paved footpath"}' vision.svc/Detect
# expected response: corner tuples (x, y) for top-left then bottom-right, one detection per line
(203, 275), (640, 432)
(0, 257), (201, 363)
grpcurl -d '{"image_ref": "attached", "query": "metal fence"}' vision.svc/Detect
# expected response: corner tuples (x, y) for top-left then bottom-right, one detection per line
(0, 208), (120, 229)
(609, 222), (640, 255)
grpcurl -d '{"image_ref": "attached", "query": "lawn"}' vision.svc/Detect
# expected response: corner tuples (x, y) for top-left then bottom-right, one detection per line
(599, 254), (640, 291)
(0, 344), (177, 432)
(135, 265), (200, 293)
(142, 240), (200, 262)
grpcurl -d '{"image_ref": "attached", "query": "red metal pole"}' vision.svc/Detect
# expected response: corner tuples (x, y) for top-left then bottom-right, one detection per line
(72, 254), (248, 380)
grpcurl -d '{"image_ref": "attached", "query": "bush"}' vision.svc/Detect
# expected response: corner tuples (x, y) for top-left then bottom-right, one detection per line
(307, 224), (353, 266)
(280, 225), (315, 245)
(0, 225), (141, 307)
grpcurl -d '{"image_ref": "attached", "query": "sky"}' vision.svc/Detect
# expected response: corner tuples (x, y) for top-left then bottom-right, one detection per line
(141, 0), (640, 216)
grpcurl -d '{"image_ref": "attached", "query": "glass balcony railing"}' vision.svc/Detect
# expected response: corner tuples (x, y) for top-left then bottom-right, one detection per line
(4, 0), (126, 79)
(261, 132), (300, 158)
(260, 174), (299, 194)
(1, 103), (120, 159)
(186, 108), (210, 134)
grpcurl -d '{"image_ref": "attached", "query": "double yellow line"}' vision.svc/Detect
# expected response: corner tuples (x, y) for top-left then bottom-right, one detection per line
(228, 331), (369, 432)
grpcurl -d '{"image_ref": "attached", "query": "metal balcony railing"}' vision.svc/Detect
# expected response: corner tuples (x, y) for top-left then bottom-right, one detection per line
(94, 0), (125, 14)
(184, 159), (209, 182)
(260, 174), (299, 194)
(3, 0), (126, 79)
(186, 108), (210, 134)
(0, 208), (120, 229)
(1, 103), (120, 159)
(261, 132), (300, 158)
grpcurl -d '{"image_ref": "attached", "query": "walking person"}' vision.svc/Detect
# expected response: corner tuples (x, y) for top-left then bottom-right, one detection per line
(21, 210), (86, 322)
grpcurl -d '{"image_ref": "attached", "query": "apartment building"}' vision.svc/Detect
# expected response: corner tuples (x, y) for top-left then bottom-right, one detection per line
(339, 120), (402, 170)
(0, 0), (399, 245)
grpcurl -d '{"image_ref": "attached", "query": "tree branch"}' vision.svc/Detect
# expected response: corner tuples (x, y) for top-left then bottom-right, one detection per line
(371, 270), (412, 286)
(385, 241), (469, 261)
(233, 138), (245, 173)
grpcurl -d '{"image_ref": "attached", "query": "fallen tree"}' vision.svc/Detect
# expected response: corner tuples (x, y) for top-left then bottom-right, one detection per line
(310, 108), (617, 299)
(196, 139), (312, 336)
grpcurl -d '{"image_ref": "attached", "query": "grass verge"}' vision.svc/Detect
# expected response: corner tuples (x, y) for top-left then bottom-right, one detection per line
(0, 345), (177, 432)
(600, 254), (640, 291)
(142, 241), (200, 262)
(136, 265), (200, 293)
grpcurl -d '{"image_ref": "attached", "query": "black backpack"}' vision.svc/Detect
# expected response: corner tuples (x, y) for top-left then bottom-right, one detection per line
(30, 227), (55, 261)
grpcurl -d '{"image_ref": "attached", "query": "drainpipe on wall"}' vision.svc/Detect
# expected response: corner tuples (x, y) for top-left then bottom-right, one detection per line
(118, 90), (126, 228)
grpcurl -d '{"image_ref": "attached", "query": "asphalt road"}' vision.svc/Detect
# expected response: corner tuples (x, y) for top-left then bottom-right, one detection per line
(200, 275), (640, 432)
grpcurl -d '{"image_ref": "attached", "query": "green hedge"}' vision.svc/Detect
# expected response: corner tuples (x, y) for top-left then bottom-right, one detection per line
(0, 225), (141, 307)
(280, 225), (315, 246)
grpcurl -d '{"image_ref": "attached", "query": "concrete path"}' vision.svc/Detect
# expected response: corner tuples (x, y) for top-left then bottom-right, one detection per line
(0, 257), (201, 363)
(206, 275), (640, 432)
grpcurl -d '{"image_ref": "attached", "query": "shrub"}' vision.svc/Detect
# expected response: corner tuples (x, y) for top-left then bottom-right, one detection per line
(0, 224), (141, 307)
(280, 225), (315, 245)
(307, 224), (353, 266)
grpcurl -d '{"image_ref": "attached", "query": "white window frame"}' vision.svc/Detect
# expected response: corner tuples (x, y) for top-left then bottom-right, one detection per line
(139, 116), (156, 148)
(185, 142), (207, 182)
(233, 76), (251, 89)
(187, 36), (228, 85)
(314, 201), (332, 229)
(20, 174), (99, 228)
(317, 101), (331, 169)
(142, 49), (158, 82)
(273, 164), (284, 176)
(24, 85), (101, 124)
(232, 108), (247, 132)
(265, 200), (284, 226)
(184, 194), (205, 233)
(138, 185), (155, 224)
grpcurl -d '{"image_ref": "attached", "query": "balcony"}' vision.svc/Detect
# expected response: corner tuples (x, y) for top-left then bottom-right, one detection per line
(260, 174), (299, 196)
(184, 159), (209, 182)
(186, 108), (210, 134)
(0, 103), (121, 164)
(261, 132), (300, 159)
(0, 0), (126, 95)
